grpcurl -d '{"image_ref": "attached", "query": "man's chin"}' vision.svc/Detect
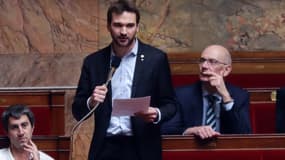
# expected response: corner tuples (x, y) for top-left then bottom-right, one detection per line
(118, 43), (130, 47)
(18, 139), (29, 146)
(13, 142), (26, 149)
(116, 39), (130, 47)
(20, 141), (28, 146)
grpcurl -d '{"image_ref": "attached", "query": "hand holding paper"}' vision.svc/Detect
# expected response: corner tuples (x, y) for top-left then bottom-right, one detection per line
(134, 106), (158, 123)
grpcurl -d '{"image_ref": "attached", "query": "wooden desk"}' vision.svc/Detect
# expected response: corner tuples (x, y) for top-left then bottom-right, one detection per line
(1, 135), (285, 160)
(162, 134), (285, 160)
(0, 136), (70, 160)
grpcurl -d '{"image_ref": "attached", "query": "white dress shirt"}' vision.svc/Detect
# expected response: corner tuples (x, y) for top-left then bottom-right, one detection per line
(106, 40), (138, 136)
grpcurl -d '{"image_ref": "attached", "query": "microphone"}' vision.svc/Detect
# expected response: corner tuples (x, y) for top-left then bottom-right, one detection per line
(71, 56), (121, 134)
(104, 56), (122, 86)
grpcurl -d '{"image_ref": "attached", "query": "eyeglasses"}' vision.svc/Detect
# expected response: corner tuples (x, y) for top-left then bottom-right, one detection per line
(198, 57), (228, 66)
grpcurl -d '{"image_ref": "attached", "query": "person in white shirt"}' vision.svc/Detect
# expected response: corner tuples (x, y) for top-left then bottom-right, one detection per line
(0, 104), (54, 160)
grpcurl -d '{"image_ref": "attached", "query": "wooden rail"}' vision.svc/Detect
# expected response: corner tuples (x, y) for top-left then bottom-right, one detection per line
(1, 135), (285, 160)
(162, 134), (285, 160)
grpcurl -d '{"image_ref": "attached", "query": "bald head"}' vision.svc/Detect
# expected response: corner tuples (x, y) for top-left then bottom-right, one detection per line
(202, 45), (232, 65)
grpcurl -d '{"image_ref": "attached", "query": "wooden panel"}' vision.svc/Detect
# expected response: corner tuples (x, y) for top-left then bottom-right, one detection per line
(162, 135), (285, 160)
(163, 150), (285, 160)
(168, 52), (285, 75)
(0, 90), (65, 107)
(0, 90), (65, 135)
(2, 135), (285, 160)
(70, 115), (94, 160)
(247, 88), (276, 134)
(162, 134), (285, 150)
(51, 107), (65, 135)
(0, 92), (50, 107)
(50, 91), (65, 106)
(249, 88), (276, 102)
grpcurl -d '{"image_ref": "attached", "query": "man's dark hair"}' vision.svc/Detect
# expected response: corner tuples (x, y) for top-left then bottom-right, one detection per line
(107, 0), (140, 25)
(1, 104), (35, 132)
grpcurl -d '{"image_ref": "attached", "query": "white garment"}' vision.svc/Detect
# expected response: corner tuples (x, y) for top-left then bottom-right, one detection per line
(0, 148), (54, 160)
(106, 39), (138, 136)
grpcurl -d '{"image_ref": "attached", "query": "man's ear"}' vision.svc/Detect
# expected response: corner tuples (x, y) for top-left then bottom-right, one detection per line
(223, 65), (232, 77)
(31, 126), (35, 134)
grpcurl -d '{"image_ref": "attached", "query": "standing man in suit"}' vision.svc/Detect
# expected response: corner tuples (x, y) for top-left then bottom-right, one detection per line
(72, 0), (177, 160)
(161, 45), (251, 139)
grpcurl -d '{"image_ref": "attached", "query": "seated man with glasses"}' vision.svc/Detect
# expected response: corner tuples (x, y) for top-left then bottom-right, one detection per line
(161, 44), (252, 139)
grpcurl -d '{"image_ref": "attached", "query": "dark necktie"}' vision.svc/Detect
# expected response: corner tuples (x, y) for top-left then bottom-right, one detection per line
(206, 95), (217, 131)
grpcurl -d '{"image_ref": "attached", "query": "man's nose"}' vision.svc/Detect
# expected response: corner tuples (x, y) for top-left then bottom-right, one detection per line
(18, 127), (25, 135)
(120, 27), (127, 35)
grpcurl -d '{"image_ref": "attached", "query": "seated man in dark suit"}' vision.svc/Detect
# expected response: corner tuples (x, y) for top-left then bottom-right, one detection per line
(161, 45), (252, 139)
(276, 87), (285, 133)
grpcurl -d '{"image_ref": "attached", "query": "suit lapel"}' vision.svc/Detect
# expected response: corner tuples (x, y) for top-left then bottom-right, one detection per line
(193, 82), (204, 126)
(101, 46), (112, 109)
(131, 41), (145, 97)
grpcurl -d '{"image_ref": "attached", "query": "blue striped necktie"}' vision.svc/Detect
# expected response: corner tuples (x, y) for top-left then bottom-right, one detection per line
(206, 95), (217, 131)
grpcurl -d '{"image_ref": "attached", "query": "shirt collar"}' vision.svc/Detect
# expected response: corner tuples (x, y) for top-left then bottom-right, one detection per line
(202, 87), (221, 101)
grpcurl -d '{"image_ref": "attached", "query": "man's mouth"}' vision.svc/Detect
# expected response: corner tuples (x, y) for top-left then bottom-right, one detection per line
(118, 37), (128, 41)
(18, 137), (28, 143)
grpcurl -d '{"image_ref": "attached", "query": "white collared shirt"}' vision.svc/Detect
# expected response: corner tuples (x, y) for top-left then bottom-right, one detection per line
(0, 148), (54, 160)
(106, 40), (139, 136)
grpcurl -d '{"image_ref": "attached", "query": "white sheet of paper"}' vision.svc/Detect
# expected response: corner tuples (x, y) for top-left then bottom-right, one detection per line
(112, 96), (150, 116)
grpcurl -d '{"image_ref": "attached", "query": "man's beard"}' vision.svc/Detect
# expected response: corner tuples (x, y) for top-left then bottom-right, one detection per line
(113, 35), (135, 48)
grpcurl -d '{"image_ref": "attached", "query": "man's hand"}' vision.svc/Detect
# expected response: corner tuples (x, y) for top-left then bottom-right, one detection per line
(23, 140), (40, 160)
(203, 70), (233, 103)
(134, 107), (158, 123)
(183, 126), (220, 139)
(89, 85), (108, 109)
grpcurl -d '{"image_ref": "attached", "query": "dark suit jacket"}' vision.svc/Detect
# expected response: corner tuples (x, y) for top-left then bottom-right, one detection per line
(72, 40), (177, 160)
(161, 81), (251, 135)
(276, 87), (285, 133)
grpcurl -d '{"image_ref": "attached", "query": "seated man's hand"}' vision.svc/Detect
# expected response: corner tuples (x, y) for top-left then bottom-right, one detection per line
(134, 107), (158, 123)
(24, 140), (40, 160)
(183, 126), (220, 139)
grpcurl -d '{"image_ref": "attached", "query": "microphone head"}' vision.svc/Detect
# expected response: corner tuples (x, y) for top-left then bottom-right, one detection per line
(111, 56), (121, 68)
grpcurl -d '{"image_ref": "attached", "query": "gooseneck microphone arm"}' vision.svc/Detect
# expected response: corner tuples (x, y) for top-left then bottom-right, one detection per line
(71, 56), (121, 135)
